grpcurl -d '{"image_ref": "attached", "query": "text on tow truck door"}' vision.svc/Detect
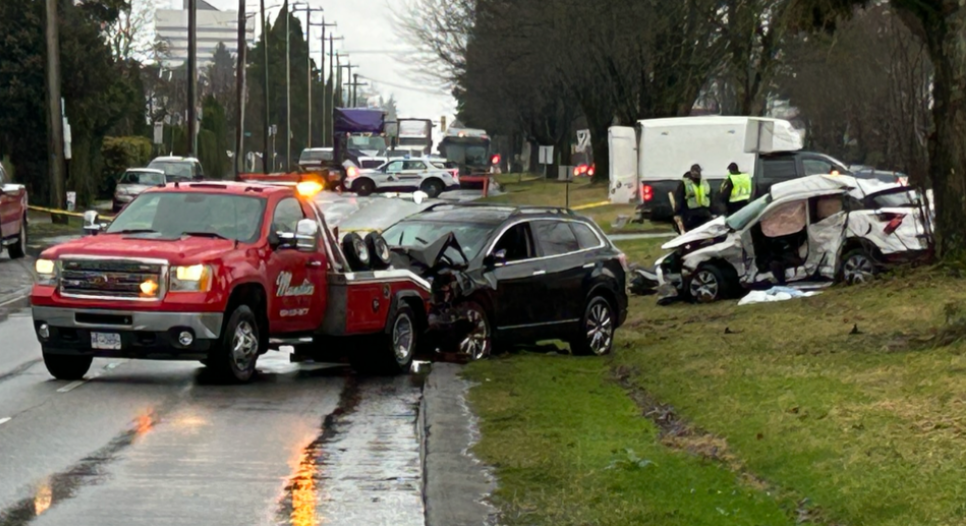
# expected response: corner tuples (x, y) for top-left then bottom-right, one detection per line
(265, 196), (328, 334)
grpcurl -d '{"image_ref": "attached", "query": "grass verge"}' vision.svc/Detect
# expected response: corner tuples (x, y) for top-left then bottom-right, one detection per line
(464, 355), (793, 525)
(468, 265), (966, 525)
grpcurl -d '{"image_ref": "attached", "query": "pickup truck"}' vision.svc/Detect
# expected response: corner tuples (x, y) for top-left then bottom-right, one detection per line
(0, 163), (28, 259)
(635, 150), (851, 224)
(30, 180), (431, 383)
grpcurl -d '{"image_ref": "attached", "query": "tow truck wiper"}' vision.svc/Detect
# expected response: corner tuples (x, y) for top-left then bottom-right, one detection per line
(180, 231), (229, 240)
(115, 229), (158, 234)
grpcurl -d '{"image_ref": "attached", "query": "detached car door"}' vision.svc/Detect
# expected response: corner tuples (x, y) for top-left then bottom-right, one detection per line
(266, 197), (327, 334)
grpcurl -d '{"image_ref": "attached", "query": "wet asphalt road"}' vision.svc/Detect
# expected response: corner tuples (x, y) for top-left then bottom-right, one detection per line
(0, 304), (427, 526)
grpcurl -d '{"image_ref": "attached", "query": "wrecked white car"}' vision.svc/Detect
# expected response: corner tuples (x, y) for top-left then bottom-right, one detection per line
(647, 174), (933, 303)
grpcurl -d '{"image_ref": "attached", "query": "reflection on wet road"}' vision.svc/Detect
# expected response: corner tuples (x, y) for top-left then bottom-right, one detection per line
(0, 308), (430, 526)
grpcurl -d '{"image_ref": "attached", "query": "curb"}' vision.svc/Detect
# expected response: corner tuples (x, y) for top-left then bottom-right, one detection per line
(421, 363), (498, 526)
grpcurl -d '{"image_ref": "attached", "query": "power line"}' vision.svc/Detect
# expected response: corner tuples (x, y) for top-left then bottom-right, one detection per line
(358, 75), (451, 96)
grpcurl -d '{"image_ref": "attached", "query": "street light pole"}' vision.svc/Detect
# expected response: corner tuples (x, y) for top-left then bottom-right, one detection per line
(260, 0), (269, 173)
(234, 0), (247, 180)
(187, 0), (198, 156)
(284, 0), (291, 171)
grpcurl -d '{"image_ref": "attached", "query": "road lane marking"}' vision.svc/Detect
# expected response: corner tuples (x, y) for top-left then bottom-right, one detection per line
(55, 362), (120, 393)
(0, 417), (11, 426)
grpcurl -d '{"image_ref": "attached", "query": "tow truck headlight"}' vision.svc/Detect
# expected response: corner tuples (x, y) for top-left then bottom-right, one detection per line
(170, 264), (213, 292)
(35, 259), (57, 286)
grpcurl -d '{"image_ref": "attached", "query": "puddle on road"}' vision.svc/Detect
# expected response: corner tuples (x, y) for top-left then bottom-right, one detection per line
(0, 410), (159, 526)
(275, 374), (425, 526)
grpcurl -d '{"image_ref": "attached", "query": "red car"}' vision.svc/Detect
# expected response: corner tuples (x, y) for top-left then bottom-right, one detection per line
(30, 180), (431, 382)
(0, 163), (28, 259)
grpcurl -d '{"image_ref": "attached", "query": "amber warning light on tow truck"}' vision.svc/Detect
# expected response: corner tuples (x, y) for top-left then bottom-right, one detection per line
(297, 180), (324, 198)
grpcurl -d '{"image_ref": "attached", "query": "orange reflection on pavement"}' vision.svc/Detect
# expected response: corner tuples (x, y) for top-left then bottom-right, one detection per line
(290, 450), (319, 526)
(134, 412), (154, 440)
(34, 479), (52, 516)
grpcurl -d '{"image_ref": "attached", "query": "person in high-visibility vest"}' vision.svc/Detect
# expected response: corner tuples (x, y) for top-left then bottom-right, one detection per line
(672, 164), (714, 231)
(717, 162), (753, 216)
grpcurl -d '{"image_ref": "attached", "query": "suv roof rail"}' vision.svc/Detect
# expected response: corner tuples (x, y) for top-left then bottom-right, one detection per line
(420, 202), (575, 216)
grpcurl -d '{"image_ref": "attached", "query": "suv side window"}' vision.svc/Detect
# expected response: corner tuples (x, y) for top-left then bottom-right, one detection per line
(272, 197), (305, 233)
(385, 161), (404, 173)
(571, 222), (602, 250)
(404, 161), (426, 171)
(533, 220), (580, 256)
(492, 222), (535, 262)
(803, 158), (837, 176)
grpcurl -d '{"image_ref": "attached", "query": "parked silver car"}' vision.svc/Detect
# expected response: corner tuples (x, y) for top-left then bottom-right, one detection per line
(112, 168), (166, 212)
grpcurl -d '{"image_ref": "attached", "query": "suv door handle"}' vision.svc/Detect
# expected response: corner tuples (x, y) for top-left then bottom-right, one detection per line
(307, 260), (323, 268)
(532, 270), (546, 276)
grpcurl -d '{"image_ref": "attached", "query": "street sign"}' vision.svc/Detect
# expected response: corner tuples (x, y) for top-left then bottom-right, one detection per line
(576, 129), (591, 151)
(269, 125), (277, 137)
(66, 192), (76, 212)
(538, 145), (554, 165)
(153, 122), (164, 145)
(63, 120), (72, 161)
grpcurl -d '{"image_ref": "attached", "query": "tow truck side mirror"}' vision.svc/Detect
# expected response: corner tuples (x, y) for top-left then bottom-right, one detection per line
(277, 218), (319, 252)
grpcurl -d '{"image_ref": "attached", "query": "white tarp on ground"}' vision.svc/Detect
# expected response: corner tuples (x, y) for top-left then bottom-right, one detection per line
(737, 286), (821, 306)
(609, 126), (639, 204)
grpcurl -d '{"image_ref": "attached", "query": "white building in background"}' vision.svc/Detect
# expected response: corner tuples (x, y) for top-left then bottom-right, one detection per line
(155, 0), (254, 66)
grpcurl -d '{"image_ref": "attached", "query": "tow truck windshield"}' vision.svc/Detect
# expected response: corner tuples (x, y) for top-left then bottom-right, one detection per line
(107, 192), (267, 243)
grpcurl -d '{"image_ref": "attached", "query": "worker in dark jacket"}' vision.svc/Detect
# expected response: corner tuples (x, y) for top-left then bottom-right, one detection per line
(672, 164), (713, 232)
(717, 162), (753, 216)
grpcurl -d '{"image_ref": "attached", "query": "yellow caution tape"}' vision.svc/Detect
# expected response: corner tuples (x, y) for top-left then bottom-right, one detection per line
(28, 205), (115, 219)
(571, 200), (613, 211)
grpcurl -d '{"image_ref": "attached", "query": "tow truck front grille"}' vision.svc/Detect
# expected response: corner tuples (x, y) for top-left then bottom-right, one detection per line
(59, 258), (168, 301)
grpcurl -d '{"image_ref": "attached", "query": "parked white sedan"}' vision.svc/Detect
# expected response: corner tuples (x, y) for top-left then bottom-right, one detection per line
(345, 158), (460, 198)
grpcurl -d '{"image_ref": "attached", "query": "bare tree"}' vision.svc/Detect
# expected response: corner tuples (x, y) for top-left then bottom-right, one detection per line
(392, 0), (475, 86)
(104, 0), (158, 61)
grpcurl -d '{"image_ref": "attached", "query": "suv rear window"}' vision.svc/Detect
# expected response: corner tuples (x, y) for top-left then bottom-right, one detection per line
(534, 221), (580, 256)
(571, 222), (601, 249)
(871, 190), (918, 208)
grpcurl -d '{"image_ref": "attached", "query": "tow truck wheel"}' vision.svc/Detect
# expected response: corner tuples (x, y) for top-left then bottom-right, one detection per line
(351, 304), (418, 375)
(208, 305), (261, 383)
(8, 216), (26, 259)
(42, 353), (93, 381)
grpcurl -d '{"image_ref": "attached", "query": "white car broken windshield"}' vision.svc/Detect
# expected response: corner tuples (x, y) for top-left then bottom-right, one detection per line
(726, 195), (772, 231)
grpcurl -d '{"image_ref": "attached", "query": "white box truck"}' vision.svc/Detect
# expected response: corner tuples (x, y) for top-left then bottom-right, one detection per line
(608, 116), (850, 224)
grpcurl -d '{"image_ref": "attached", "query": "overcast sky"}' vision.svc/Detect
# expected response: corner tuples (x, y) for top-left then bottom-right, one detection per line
(163, 0), (457, 122)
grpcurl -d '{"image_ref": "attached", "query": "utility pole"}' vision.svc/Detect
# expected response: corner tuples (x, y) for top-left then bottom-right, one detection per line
(234, 0), (247, 180)
(260, 0), (270, 173)
(340, 64), (358, 105)
(284, 0), (291, 171)
(328, 34), (343, 146)
(348, 73), (369, 108)
(313, 19), (336, 147)
(187, 0), (198, 156)
(44, 0), (65, 210)
(294, 5), (320, 148)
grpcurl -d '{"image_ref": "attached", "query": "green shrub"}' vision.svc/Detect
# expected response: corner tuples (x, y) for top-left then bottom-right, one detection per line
(100, 136), (152, 198)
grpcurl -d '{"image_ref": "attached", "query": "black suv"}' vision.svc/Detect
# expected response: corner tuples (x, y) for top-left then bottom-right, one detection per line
(381, 204), (629, 356)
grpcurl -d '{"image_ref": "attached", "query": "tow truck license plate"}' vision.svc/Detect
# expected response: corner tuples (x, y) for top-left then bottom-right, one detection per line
(91, 332), (122, 350)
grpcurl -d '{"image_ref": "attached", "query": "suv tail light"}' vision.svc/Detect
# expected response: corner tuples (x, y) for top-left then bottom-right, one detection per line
(588, 165), (595, 176)
(640, 184), (654, 202)
(878, 212), (906, 234)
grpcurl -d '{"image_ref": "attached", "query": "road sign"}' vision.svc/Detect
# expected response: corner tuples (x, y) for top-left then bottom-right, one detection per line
(576, 129), (591, 151)
(538, 145), (554, 165)
(153, 122), (164, 145)
(66, 192), (76, 212)
(269, 125), (277, 137)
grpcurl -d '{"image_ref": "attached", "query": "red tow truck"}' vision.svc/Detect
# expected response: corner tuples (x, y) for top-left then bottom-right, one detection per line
(30, 180), (431, 382)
